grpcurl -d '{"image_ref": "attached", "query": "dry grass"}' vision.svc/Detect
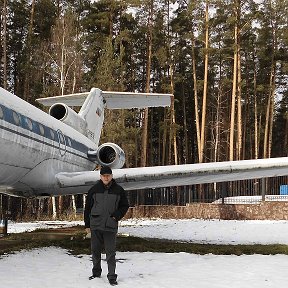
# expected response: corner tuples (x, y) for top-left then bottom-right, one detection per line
(2, 225), (288, 257)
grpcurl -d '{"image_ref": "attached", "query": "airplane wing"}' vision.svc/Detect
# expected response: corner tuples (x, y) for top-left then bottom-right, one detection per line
(55, 157), (288, 193)
(36, 89), (172, 109)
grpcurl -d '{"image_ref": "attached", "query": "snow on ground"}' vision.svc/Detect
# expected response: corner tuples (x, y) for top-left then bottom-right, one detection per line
(7, 220), (83, 234)
(1, 247), (288, 288)
(9, 218), (288, 245)
(2, 218), (288, 287)
(119, 218), (288, 245)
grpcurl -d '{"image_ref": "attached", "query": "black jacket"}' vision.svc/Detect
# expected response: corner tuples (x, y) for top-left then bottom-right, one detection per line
(84, 179), (129, 232)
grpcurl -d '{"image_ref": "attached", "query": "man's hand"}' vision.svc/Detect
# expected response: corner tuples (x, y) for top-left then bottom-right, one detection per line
(85, 227), (91, 239)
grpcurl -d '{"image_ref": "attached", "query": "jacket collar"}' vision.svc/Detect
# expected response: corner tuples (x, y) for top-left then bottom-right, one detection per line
(99, 178), (115, 190)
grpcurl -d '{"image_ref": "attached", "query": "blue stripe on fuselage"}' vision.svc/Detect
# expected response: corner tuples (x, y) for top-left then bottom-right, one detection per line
(0, 103), (94, 161)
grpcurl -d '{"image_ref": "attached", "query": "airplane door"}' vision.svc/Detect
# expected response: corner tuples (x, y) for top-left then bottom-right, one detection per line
(56, 129), (66, 156)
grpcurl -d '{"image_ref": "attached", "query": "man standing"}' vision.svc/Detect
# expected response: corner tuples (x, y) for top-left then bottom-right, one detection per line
(84, 166), (129, 286)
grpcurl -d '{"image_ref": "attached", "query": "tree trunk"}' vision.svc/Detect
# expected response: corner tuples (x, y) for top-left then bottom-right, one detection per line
(199, 1), (209, 164)
(37, 199), (44, 219)
(191, 35), (201, 162)
(263, 58), (276, 158)
(263, 1), (278, 159)
(229, 14), (239, 161)
(0, 194), (3, 218)
(58, 195), (63, 215)
(51, 197), (57, 220)
(2, 0), (7, 89)
(162, 117), (168, 165)
(182, 85), (188, 163)
(284, 115), (288, 156)
(268, 67), (276, 158)
(167, 1), (177, 165)
(169, 64), (177, 165)
(71, 195), (76, 217)
(214, 91), (221, 162)
(141, 108), (149, 167)
(236, 46), (242, 160)
(253, 49), (258, 159)
(23, 0), (36, 102)
(140, 2), (153, 167)
(83, 194), (86, 213)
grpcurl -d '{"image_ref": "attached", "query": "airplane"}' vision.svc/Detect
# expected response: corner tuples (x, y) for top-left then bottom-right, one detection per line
(1, 86), (288, 198)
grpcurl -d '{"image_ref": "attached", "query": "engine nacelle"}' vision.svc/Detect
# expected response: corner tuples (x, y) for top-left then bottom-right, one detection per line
(49, 103), (87, 135)
(95, 142), (125, 169)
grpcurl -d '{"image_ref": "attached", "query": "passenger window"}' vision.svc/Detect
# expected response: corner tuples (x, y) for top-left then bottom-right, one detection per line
(12, 111), (20, 126)
(0, 106), (3, 119)
(50, 129), (55, 140)
(59, 133), (65, 144)
(67, 137), (72, 147)
(39, 124), (45, 135)
(26, 118), (33, 131)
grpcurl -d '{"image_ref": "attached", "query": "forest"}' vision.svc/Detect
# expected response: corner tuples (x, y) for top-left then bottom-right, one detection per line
(0, 0), (288, 220)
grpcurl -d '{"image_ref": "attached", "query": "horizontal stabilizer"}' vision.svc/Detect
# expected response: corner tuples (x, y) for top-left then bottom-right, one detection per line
(36, 89), (172, 109)
(102, 91), (172, 109)
(55, 157), (288, 194)
(36, 92), (89, 107)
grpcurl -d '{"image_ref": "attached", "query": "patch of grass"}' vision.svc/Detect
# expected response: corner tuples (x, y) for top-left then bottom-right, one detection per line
(1, 226), (288, 257)
(117, 236), (288, 255)
(0, 226), (87, 256)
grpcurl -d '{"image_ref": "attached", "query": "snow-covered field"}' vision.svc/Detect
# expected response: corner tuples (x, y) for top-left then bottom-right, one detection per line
(7, 220), (83, 234)
(8, 218), (288, 245)
(2, 218), (288, 287)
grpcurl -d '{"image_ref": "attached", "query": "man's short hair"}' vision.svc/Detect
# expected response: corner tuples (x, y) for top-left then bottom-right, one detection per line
(100, 166), (112, 175)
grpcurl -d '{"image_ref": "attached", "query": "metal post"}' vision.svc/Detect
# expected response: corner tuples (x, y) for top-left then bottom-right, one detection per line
(261, 178), (266, 202)
(221, 182), (227, 204)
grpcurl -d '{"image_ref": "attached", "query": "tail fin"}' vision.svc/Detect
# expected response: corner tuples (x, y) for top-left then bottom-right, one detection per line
(78, 88), (104, 144)
(37, 88), (172, 144)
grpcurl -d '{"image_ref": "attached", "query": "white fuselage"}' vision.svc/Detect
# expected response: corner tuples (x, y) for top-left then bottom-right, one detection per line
(0, 88), (97, 197)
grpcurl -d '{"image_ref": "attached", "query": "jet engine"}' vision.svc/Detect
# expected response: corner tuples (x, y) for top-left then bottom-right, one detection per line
(49, 103), (87, 135)
(94, 143), (125, 169)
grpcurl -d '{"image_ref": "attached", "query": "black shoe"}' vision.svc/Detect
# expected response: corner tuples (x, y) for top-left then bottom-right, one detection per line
(109, 279), (118, 286)
(89, 275), (101, 280)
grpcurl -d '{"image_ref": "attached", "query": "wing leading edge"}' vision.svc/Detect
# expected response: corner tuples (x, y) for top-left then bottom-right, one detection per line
(55, 157), (288, 194)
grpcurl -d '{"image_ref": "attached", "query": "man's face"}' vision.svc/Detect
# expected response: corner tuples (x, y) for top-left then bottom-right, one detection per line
(100, 174), (113, 185)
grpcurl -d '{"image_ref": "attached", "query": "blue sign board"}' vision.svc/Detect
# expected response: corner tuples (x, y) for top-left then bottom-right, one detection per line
(280, 185), (288, 195)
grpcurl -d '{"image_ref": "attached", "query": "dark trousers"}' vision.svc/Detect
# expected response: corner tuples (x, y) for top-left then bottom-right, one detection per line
(91, 229), (117, 281)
